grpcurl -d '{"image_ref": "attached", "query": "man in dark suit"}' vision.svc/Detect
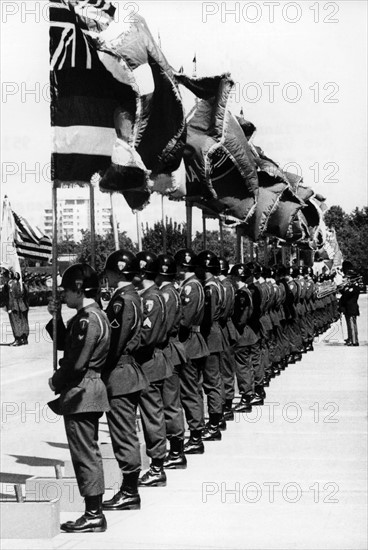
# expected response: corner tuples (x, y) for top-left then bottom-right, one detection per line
(339, 270), (360, 346)
(47, 263), (111, 533)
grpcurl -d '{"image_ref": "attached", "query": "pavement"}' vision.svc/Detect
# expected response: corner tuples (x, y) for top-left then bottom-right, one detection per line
(0, 296), (367, 549)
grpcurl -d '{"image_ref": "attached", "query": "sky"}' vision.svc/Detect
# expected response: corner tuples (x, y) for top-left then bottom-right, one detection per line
(1, 0), (367, 242)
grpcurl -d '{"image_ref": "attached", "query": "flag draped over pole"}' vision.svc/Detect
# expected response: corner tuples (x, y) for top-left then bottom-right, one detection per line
(13, 211), (52, 262)
(0, 196), (22, 277)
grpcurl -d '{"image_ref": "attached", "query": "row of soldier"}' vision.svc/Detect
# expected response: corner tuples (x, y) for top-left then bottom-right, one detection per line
(46, 248), (339, 533)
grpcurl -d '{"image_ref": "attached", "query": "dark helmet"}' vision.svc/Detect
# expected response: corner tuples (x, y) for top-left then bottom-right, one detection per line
(219, 257), (230, 275)
(104, 249), (139, 275)
(291, 267), (300, 278)
(136, 250), (159, 275)
(174, 249), (197, 269)
(196, 250), (220, 275)
(302, 265), (311, 276)
(157, 254), (177, 278)
(230, 263), (245, 279)
(245, 261), (262, 278)
(60, 263), (99, 293)
(262, 266), (272, 279)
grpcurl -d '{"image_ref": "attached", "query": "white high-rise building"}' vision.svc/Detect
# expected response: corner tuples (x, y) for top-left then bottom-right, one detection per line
(43, 186), (113, 242)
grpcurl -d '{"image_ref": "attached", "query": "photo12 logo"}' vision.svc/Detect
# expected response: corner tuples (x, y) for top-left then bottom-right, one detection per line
(202, 2), (340, 24)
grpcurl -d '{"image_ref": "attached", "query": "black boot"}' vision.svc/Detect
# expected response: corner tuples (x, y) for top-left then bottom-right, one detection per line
(184, 431), (205, 454)
(234, 395), (252, 413)
(218, 417), (227, 431)
(102, 472), (141, 510)
(164, 438), (187, 469)
(202, 414), (222, 441)
(223, 400), (234, 421)
(138, 459), (167, 487)
(61, 495), (107, 533)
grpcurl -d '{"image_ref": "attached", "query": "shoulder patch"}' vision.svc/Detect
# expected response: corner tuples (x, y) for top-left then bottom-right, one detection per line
(143, 317), (152, 328)
(113, 301), (123, 315)
(110, 319), (120, 329)
(145, 299), (154, 312)
(79, 318), (89, 331)
(184, 285), (192, 295)
(163, 292), (170, 303)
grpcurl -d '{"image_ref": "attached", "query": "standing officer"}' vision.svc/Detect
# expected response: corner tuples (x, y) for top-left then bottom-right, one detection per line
(175, 249), (209, 455)
(339, 269), (360, 346)
(197, 250), (225, 441)
(46, 263), (111, 533)
(101, 250), (148, 511)
(218, 258), (238, 421)
(156, 254), (187, 469)
(134, 251), (170, 487)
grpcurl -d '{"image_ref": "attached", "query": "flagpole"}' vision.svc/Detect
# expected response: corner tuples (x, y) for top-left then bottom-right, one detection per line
(110, 194), (119, 251)
(89, 178), (96, 269)
(219, 218), (224, 256)
(186, 200), (192, 248)
(161, 195), (167, 254)
(236, 226), (242, 263)
(136, 211), (142, 251)
(52, 183), (58, 372)
(202, 211), (207, 249)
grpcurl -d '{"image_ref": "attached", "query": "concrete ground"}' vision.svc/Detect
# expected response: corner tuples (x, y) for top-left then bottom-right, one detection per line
(0, 296), (367, 549)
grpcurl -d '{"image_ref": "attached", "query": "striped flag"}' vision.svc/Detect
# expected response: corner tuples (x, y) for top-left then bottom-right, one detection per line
(13, 212), (52, 262)
(0, 197), (22, 276)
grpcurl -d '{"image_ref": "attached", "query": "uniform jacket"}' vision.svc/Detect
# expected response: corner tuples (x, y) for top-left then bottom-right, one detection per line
(103, 284), (148, 397)
(134, 284), (171, 382)
(201, 275), (226, 353)
(161, 282), (187, 367)
(339, 283), (360, 316)
(178, 275), (209, 360)
(46, 303), (111, 416)
(219, 276), (238, 346)
(232, 285), (259, 346)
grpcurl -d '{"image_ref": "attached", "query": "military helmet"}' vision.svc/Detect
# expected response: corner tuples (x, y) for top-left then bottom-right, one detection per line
(230, 263), (245, 278)
(219, 257), (230, 275)
(104, 249), (139, 275)
(60, 263), (99, 292)
(174, 249), (197, 269)
(246, 261), (262, 278)
(196, 250), (220, 274)
(136, 250), (159, 275)
(157, 254), (177, 277)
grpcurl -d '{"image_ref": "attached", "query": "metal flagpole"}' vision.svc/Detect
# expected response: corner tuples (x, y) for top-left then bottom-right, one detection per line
(219, 218), (224, 256)
(186, 200), (192, 248)
(110, 194), (119, 251)
(161, 195), (167, 254)
(52, 183), (58, 372)
(89, 178), (96, 269)
(202, 211), (207, 249)
(136, 211), (142, 251)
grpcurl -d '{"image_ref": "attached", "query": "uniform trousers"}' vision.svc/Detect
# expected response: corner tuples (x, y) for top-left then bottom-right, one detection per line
(233, 343), (253, 396)
(64, 412), (104, 497)
(107, 392), (141, 474)
(162, 365), (185, 440)
(220, 346), (236, 402)
(345, 315), (359, 344)
(138, 380), (167, 461)
(200, 352), (223, 418)
(179, 357), (205, 432)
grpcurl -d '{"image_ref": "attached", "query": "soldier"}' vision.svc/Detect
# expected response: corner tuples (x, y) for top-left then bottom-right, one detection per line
(101, 250), (148, 511)
(218, 258), (238, 421)
(302, 266), (315, 352)
(339, 269), (360, 346)
(134, 251), (171, 487)
(196, 250), (226, 441)
(46, 263), (111, 533)
(3, 270), (28, 346)
(246, 262), (268, 404)
(156, 254), (187, 470)
(174, 249), (209, 455)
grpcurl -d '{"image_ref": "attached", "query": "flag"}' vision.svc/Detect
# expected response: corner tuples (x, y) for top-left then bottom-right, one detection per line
(76, 2), (186, 196)
(50, 0), (185, 210)
(175, 73), (259, 222)
(50, 0), (134, 184)
(13, 212), (52, 262)
(265, 187), (304, 240)
(0, 196), (22, 276)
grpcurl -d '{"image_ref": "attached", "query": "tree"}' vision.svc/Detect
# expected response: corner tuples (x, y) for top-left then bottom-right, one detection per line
(325, 205), (368, 272)
(141, 219), (187, 255)
(192, 229), (237, 262)
(76, 230), (137, 272)
(57, 237), (78, 255)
